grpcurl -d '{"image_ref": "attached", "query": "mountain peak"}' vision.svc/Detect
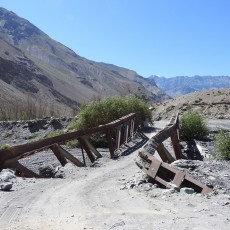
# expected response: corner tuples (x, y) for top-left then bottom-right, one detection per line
(0, 7), (42, 45)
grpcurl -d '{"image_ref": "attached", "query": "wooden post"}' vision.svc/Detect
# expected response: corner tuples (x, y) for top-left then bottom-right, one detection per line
(115, 125), (122, 150)
(106, 130), (115, 158)
(50, 145), (68, 166)
(78, 137), (95, 163)
(3, 159), (40, 178)
(80, 136), (102, 158)
(124, 122), (129, 144)
(52, 144), (84, 167)
(171, 131), (182, 160)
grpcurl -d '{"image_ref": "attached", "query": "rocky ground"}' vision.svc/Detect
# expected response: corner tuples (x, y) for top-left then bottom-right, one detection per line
(152, 88), (230, 120)
(0, 117), (74, 149)
(0, 118), (230, 229)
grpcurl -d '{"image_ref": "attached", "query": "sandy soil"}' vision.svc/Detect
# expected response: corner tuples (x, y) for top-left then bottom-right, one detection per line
(0, 121), (230, 230)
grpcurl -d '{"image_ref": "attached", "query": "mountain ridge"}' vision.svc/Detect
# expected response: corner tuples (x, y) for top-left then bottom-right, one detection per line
(150, 75), (230, 97)
(0, 7), (170, 118)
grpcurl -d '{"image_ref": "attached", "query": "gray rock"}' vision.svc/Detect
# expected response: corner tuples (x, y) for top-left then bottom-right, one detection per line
(180, 187), (195, 194)
(0, 182), (13, 191)
(0, 169), (16, 182)
(39, 164), (55, 178)
(54, 166), (65, 178)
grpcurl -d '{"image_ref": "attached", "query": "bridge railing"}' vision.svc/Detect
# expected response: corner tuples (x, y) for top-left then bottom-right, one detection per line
(0, 113), (136, 177)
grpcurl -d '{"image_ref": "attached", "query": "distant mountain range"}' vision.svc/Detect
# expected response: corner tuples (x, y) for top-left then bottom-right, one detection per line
(150, 75), (230, 97)
(0, 7), (170, 116)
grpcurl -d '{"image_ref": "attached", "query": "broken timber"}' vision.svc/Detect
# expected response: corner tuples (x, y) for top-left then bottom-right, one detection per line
(136, 152), (213, 194)
(136, 113), (212, 194)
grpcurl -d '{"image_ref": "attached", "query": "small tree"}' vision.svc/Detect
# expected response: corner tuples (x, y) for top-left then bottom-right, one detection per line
(180, 110), (209, 140)
(214, 129), (230, 160)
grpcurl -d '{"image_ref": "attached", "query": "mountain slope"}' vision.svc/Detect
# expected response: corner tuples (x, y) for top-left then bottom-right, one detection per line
(150, 75), (230, 97)
(152, 88), (230, 120)
(0, 7), (169, 118)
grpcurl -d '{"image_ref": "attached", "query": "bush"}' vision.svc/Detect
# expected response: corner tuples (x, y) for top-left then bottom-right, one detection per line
(180, 111), (209, 140)
(214, 129), (230, 160)
(70, 95), (152, 130)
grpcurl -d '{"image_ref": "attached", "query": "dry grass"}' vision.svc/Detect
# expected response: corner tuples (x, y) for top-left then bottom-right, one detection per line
(0, 95), (70, 121)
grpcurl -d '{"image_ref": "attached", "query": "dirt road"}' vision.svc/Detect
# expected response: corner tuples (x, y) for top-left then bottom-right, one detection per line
(0, 121), (230, 230)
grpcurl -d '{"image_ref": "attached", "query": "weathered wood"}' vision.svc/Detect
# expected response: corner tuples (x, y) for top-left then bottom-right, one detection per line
(0, 113), (136, 165)
(53, 144), (84, 167)
(3, 159), (40, 178)
(50, 145), (68, 166)
(15, 161), (41, 178)
(161, 144), (176, 163)
(171, 131), (182, 160)
(156, 143), (169, 162)
(80, 136), (102, 158)
(115, 125), (122, 151)
(106, 130), (115, 158)
(136, 152), (213, 194)
(78, 138), (95, 163)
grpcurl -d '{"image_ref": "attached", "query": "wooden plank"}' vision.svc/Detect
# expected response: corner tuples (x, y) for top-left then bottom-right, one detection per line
(50, 145), (68, 166)
(147, 158), (161, 178)
(15, 161), (41, 178)
(156, 143), (169, 162)
(78, 138), (95, 163)
(171, 132), (182, 160)
(80, 136), (102, 158)
(162, 145), (176, 163)
(54, 144), (84, 167)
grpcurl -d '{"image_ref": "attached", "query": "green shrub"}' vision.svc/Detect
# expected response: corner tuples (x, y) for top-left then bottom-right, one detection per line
(214, 129), (230, 160)
(180, 111), (209, 140)
(66, 139), (79, 148)
(69, 95), (152, 130)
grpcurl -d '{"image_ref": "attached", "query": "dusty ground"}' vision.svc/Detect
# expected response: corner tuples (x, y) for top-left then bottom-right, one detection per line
(152, 88), (230, 120)
(0, 120), (230, 230)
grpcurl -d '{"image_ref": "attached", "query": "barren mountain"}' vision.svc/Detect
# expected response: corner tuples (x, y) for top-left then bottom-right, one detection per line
(150, 75), (230, 97)
(0, 7), (169, 117)
(152, 88), (230, 120)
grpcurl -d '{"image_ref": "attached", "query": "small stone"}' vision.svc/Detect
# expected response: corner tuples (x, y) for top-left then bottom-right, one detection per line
(166, 183), (180, 192)
(180, 187), (195, 194)
(208, 176), (216, 181)
(0, 182), (13, 191)
(0, 169), (16, 182)
(129, 183), (135, 189)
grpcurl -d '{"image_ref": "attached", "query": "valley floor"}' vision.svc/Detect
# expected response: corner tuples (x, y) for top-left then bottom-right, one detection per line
(0, 121), (230, 230)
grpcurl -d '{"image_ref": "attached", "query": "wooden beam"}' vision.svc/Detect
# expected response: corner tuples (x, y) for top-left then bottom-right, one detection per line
(53, 144), (84, 167)
(50, 145), (68, 166)
(78, 138), (95, 163)
(80, 136), (102, 158)
(171, 131), (182, 160)
(156, 143), (169, 162)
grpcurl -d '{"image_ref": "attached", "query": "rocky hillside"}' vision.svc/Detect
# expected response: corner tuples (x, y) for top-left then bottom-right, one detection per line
(0, 7), (169, 119)
(150, 75), (230, 98)
(152, 88), (230, 120)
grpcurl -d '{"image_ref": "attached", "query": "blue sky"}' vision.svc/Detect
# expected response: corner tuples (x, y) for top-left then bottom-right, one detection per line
(1, 0), (230, 78)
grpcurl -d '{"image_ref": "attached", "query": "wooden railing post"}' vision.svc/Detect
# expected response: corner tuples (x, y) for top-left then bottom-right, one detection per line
(171, 131), (182, 160)
(106, 129), (114, 158)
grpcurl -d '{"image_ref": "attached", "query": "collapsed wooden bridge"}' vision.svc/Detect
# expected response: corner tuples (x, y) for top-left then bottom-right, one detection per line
(0, 113), (136, 178)
(0, 112), (213, 194)
(136, 113), (213, 194)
